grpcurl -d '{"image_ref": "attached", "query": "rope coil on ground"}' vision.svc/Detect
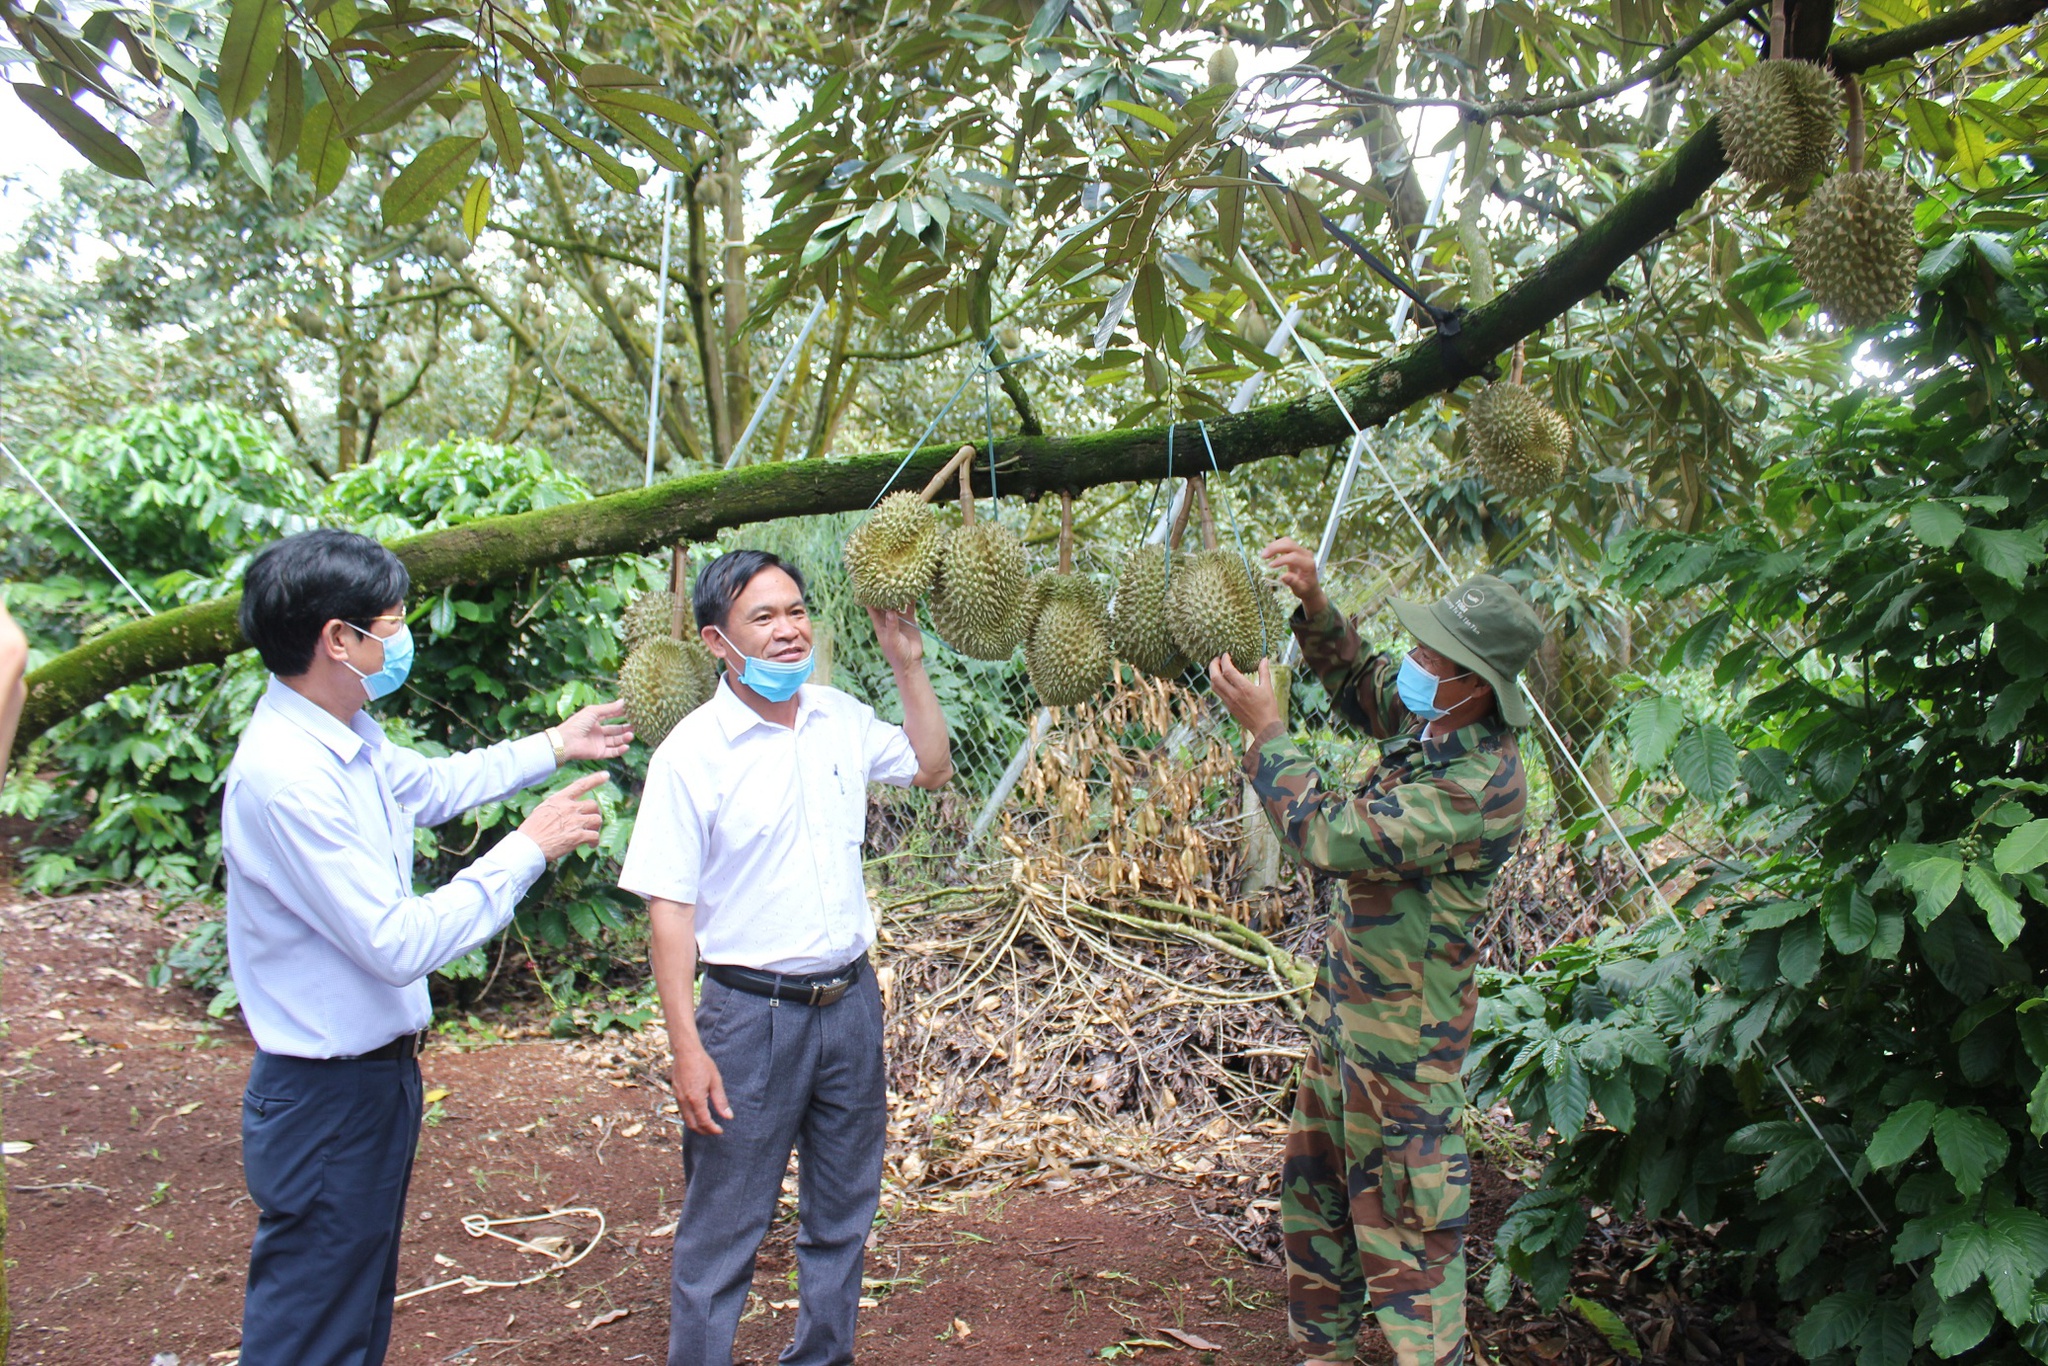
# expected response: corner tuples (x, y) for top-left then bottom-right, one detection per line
(391, 1205), (608, 1303)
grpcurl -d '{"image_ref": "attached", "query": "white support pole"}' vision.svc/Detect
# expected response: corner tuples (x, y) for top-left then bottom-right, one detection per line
(643, 172), (679, 488)
(724, 296), (829, 470)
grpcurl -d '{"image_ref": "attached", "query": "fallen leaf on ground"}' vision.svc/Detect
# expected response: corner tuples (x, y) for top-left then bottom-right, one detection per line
(175, 1101), (202, 1116)
(586, 1308), (630, 1329)
(2, 1140), (34, 1155)
(95, 966), (143, 988)
(1158, 1328), (1224, 1351)
(952, 1318), (973, 1340)
(424, 1087), (450, 1104)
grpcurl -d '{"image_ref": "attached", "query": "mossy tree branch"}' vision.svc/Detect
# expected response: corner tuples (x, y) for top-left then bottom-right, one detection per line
(18, 0), (2039, 742)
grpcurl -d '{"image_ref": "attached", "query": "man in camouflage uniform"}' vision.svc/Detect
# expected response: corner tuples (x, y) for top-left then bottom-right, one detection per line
(1208, 540), (1544, 1366)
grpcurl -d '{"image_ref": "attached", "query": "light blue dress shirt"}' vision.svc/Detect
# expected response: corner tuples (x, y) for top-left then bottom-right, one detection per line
(222, 677), (557, 1058)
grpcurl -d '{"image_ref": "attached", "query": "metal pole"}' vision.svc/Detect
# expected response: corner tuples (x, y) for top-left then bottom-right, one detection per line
(643, 172), (678, 488)
(724, 296), (829, 470)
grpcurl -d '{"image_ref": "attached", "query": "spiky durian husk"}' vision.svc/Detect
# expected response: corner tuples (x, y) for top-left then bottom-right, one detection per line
(1469, 381), (1566, 496)
(1166, 548), (1284, 672)
(929, 521), (1032, 660)
(1110, 544), (1188, 678)
(619, 636), (719, 748)
(1792, 169), (1920, 329)
(622, 589), (678, 652)
(1719, 61), (1842, 191)
(1025, 572), (1113, 707)
(844, 492), (943, 608)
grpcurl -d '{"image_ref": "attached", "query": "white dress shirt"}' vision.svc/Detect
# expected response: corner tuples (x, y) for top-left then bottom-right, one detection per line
(222, 677), (558, 1058)
(617, 678), (919, 974)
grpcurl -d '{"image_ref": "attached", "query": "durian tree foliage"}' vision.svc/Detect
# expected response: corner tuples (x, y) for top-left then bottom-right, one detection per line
(7, 0), (2046, 748)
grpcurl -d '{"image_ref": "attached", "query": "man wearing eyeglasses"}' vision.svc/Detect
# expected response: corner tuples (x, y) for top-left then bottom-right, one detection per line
(221, 528), (633, 1366)
(1207, 539), (1544, 1366)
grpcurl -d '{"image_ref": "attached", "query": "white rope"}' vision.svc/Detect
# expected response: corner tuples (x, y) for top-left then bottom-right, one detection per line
(392, 1205), (608, 1302)
(726, 295), (830, 470)
(1, 440), (155, 617)
(1235, 251), (1890, 1233)
(644, 172), (679, 488)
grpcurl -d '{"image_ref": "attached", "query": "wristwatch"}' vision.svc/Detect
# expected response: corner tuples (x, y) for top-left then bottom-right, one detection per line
(546, 726), (569, 768)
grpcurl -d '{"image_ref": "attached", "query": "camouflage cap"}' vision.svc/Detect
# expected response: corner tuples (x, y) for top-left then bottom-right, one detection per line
(1389, 574), (1544, 726)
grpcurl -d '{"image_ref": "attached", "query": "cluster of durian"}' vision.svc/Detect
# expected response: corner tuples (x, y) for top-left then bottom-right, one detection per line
(1468, 382), (1570, 496)
(1719, 60), (1842, 192)
(1110, 478), (1283, 681)
(617, 587), (718, 748)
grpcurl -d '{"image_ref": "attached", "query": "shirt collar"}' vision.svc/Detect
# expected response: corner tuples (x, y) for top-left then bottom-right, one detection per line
(261, 675), (379, 763)
(708, 675), (829, 742)
(1395, 713), (1508, 762)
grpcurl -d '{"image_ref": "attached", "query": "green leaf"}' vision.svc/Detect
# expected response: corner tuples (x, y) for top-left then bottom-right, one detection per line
(1566, 1296), (1639, 1359)
(587, 101), (690, 173)
(2030, 1072), (2048, 1140)
(11, 84), (149, 181)
(1927, 1288), (1995, 1357)
(1823, 883), (1877, 954)
(1794, 1291), (1871, 1357)
(1963, 863), (2025, 946)
(1993, 818), (2048, 875)
(1934, 1220), (1993, 1296)
(297, 99), (351, 203)
(1672, 724), (1740, 807)
(1961, 527), (2045, 587)
(1866, 1099), (1937, 1168)
(1778, 916), (1824, 986)
(265, 49), (303, 167)
(1902, 96), (1957, 158)
(1909, 499), (1967, 550)
(520, 106), (639, 192)
(1103, 98), (1178, 136)
(1932, 1107), (2010, 1195)
(1885, 846), (1965, 925)
(1984, 1205), (2048, 1324)
(381, 135), (483, 227)
(581, 86), (715, 135)
(460, 174), (491, 241)
(215, 0), (287, 124)
(543, 0), (573, 32)
(479, 73), (523, 174)
(1625, 696), (1686, 770)
(345, 48), (469, 137)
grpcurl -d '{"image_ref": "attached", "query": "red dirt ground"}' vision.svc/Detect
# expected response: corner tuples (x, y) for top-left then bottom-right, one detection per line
(2, 890), (1536, 1365)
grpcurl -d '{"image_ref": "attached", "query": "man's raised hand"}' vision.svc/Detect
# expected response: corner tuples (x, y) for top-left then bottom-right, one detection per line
(868, 605), (926, 671)
(556, 699), (633, 762)
(1210, 654), (1283, 741)
(518, 773), (609, 860)
(1261, 538), (1327, 618)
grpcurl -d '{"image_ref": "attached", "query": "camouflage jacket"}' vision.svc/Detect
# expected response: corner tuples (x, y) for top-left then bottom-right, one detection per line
(1244, 602), (1529, 1082)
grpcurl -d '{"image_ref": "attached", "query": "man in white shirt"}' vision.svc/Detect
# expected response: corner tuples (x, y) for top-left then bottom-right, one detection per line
(222, 528), (631, 1366)
(618, 548), (952, 1366)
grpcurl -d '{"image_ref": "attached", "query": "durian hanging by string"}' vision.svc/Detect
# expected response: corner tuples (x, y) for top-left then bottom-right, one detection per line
(1025, 490), (1114, 708)
(1468, 348), (1568, 496)
(1792, 73), (1919, 330)
(928, 455), (1032, 660)
(1718, 0), (1841, 193)
(617, 550), (718, 748)
(1111, 482), (1193, 679)
(1164, 476), (1285, 673)
(843, 444), (979, 610)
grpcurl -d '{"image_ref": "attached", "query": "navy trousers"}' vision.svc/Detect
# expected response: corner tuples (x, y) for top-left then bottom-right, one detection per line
(240, 1050), (423, 1366)
(669, 964), (888, 1366)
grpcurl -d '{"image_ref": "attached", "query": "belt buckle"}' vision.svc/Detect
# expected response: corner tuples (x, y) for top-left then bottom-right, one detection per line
(806, 981), (823, 1007)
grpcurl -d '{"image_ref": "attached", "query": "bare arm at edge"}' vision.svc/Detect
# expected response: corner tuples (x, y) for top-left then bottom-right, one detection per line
(648, 896), (732, 1136)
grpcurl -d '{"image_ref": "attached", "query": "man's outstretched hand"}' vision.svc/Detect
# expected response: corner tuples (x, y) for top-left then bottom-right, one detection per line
(868, 606), (927, 672)
(556, 699), (633, 762)
(1210, 654), (1284, 743)
(1261, 538), (1327, 619)
(519, 773), (610, 860)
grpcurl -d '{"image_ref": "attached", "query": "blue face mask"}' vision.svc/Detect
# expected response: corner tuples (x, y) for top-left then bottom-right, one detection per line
(714, 628), (814, 703)
(344, 621), (415, 702)
(1396, 653), (1466, 721)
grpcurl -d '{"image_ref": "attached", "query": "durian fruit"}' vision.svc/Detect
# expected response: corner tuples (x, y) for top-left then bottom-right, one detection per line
(1468, 381), (1567, 496)
(1025, 571), (1114, 707)
(1791, 168), (1919, 329)
(929, 520), (1032, 659)
(844, 490), (944, 609)
(619, 636), (718, 747)
(1166, 548), (1284, 672)
(1110, 544), (1187, 678)
(621, 589), (678, 652)
(1719, 60), (1842, 191)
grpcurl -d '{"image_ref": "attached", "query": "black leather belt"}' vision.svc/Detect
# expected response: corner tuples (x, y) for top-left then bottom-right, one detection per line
(352, 1028), (427, 1061)
(704, 954), (865, 1007)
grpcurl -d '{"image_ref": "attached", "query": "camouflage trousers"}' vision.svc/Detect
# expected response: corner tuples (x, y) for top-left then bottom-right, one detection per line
(1281, 1033), (1472, 1365)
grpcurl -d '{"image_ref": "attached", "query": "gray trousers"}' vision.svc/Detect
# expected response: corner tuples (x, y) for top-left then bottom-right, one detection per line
(669, 962), (886, 1366)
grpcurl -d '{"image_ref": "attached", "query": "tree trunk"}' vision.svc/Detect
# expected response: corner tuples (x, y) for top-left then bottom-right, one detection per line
(686, 168), (730, 460)
(719, 142), (751, 443)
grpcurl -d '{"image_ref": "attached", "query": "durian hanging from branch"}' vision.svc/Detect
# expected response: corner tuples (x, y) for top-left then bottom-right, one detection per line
(618, 545), (719, 749)
(1792, 73), (1920, 330)
(842, 444), (979, 610)
(1718, 0), (1841, 193)
(1025, 489), (1114, 709)
(1111, 480), (1195, 680)
(1166, 475), (1285, 673)
(928, 453), (1032, 661)
(1468, 345), (1569, 497)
